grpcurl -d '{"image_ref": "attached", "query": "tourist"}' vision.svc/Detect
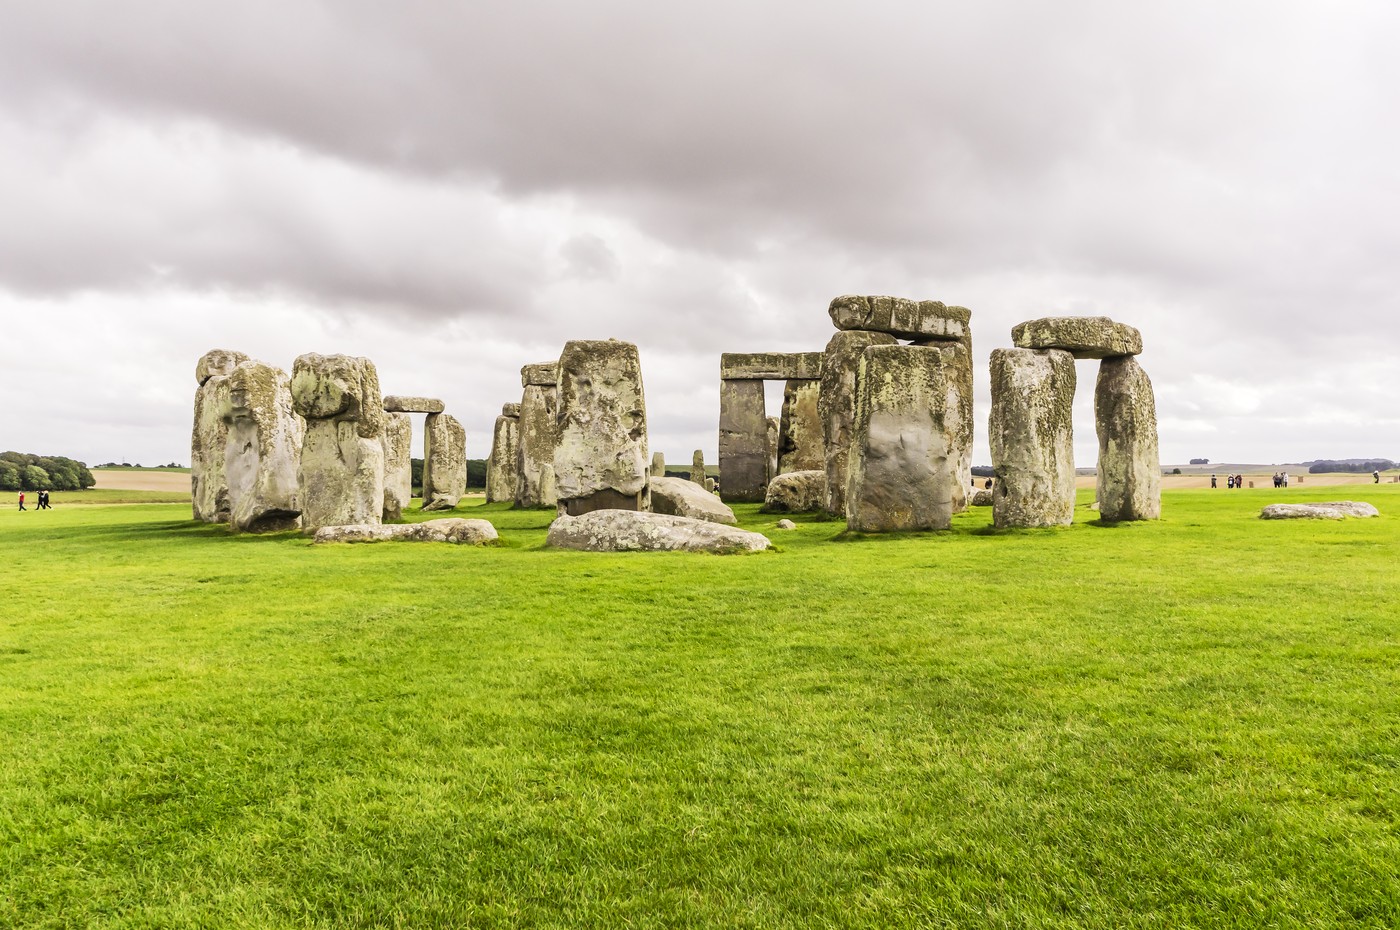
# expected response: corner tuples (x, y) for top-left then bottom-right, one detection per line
(1227, 475), (1234, 489)
(1375, 470), (1382, 484)
(39, 490), (51, 510)
(18, 491), (26, 511)
(1211, 474), (1217, 488)
(1282, 472), (1289, 488)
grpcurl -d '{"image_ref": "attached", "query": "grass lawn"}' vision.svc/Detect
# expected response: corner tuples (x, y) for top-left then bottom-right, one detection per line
(1, 486), (1397, 928)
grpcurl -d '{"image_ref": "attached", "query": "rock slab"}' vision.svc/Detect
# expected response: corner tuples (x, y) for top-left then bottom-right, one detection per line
(1012, 317), (1142, 359)
(1095, 356), (1161, 522)
(1260, 502), (1380, 520)
(846, 345), (963, 532)
(314, 518), (499, 544)
(383, 395), (445, 414)
(224, 360), (304, 533)
(718, 378), (768, 503)
(761, 470), (825, 513)
(989, 348), (1076, 528)
(192, 349), (249, 522)
(720, 352), (823, 381)
(819, 329), (898, 515)
(777, 379), (823, 474)
(381, 411), (413, 521)
(547, 510), (770, 553)
(422, 413), (467, 511)
(485, 410), (520, 504)
(291, 353), (386, 530)
(649, 476), (737, 524)
(829, 295), (970, 342)
(515, 379), (559, 508)
(554, 340), (650, 516)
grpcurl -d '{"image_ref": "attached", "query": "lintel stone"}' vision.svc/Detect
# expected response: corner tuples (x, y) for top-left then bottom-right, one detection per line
(1011, 316), (1142, 359)
(521, 362), (558, 387)
(829, 295), (970, 342)
(384, 395), (445, 414)
(720, 352), (823, 381)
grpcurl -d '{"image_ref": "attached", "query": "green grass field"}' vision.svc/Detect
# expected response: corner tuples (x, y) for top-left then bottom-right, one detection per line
(2, 487), (1397, 928)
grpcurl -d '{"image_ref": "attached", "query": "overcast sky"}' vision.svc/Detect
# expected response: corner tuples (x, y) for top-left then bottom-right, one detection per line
(1, 1), (1396, 469)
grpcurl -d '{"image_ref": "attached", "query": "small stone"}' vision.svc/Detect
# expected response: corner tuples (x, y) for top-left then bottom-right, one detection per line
(649, 476), (737, 524)
(546, 510), (771, 553)
(1260, 502), (1379, 520)
(828, 295), (970, 341)
(971, 488), (994, 506)
(774, 519), (796, 530)
(761, 470), (825, 513)
(383, 395), (445, 414)
(1011, 317), (1142, 359)
(650, 451), (666, 477)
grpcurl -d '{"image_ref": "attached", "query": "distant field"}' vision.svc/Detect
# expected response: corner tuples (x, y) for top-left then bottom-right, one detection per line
(91, 468), (193, 494)
(2, 487), (1397, 927)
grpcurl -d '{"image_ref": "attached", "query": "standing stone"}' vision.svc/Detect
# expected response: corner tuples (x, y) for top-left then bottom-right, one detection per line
(381, 412), (413, 521)
(777, 379), (823, 474)
(691, 450), (706, 485)
(650, 451), (666, 477)
(846, 345), (962, 532)
(766, 416), (780, 486)
(192, 349), (249, 522)
(1095, 356), (1161, 522)
(485, 406), (520, 504)
(989, 348), (1076, 528)
(819, 329), (898, 515)
(224, 360), (304, 533)
(515, 361), (559, 509)
(705, 477), (717, 493)
(538, 463), (558, 507)
(718, 378), (767, 503)
(553, 339), (649, 516)
(912, 333), (975, 513)
(422, 413), (466, 512)
(828, 295), (970, 342)
(290, 353), (386, 531)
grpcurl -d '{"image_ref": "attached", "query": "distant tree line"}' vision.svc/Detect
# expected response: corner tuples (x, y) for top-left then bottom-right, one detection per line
(410, 458), (488, 492)
(1308, 459), (1395, 475)
(0, 452), (97, 491)
(1189, 458), (1209, 465)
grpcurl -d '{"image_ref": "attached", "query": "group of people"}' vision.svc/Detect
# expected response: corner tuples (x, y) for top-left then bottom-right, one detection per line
(16, 490), (52, 511)
(1270, 472), (1291, 488)
(1210, 474), (1248, 489)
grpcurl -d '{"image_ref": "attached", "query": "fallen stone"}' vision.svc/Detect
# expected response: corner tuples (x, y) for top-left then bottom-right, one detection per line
(761, 470), (825, 513)
(829, 295), (970, 342)
(649, 476), (737, 524)
(720, 352), (823, 381)
(846, 345), (962, 532)
(1260, 502), (1379, 520)
(546, 510), (771, 553)
(422, 412), (467, 511)
(554, 339), (650, 515)
(819, 328), (898, 515)
(291, 353), (386, 530)
(1011, 317), (1142, 359)
(774, 519), (796, 530)
(381, 411), (413, 521)
(971, 488), (994, 506)
(989, 348), (1076, 528)
(1095, 356), (1161, 522)
(313, 518), (499, 544)
(224, 360), (304, 533)
(383, 395), (445, 414)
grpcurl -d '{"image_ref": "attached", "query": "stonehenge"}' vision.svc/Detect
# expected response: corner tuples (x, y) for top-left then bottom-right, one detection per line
(290, 353), (386, 531)
(1095, 357), (1161, 522)
(777, 379), (822, 473)
(485, 403), (520, 504)
(553, 339), (650, 516)
(515, 361), (560, 508)
(192, 349), (249, 522)
(223, 360), (304, 533)
(989, 348), (1077, 528)
(383, 395), (446, 414)
(829, 295), (970, 343)
(819, 329), (898, 516)
(691, 450), (705, 484)
(1011, 317), (1142, 360)
(421, 412), (466, 512)
(846, 345), (963, 533)
(718, 352), (823, 503)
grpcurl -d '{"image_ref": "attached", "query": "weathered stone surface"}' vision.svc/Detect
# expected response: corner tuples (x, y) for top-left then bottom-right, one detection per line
(720, 352), (823, 381)
(554, 340), (649, 515)
(381, 412), (413, 521)
(224, 361), (304, 533)
(291, 353), (386, 530)
(192, 352), (243, 522)
(515, 382), (559, 508)
(989, 348), (1076, 528)
(766, 416), (780, 485)
(422, 413), (466, 512)
(650, 451), (666, 477)
(691, 450), (705, 484)
(196, 349), (249, 387)
(383, 395), (445, 414)
(704, 477), (717, 493)
(485, 411), (520, 504)
(1011, 317), (1142, 359)
(313, 518), (499, 545)
(777, 379), (823, 474)
(971, 488), (994, 506)
(538, 463), (558, 507)
(1260, 501), (1379, 520)
(502, 402), (521, 418)
(774, 519), (796, 530)
(718, 379), (767, 503)
(846, 345), (963, 532)
(649, 476), (737, 525)
(520, 362), (558, 387)
(761, 469), (825, 513)
(912, 336), (974, 513)
(819, 329), (898, 515)
(829, 295), (970, 342)
(546, 510), (770, 553)
(1095, 357), (1161, 522)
